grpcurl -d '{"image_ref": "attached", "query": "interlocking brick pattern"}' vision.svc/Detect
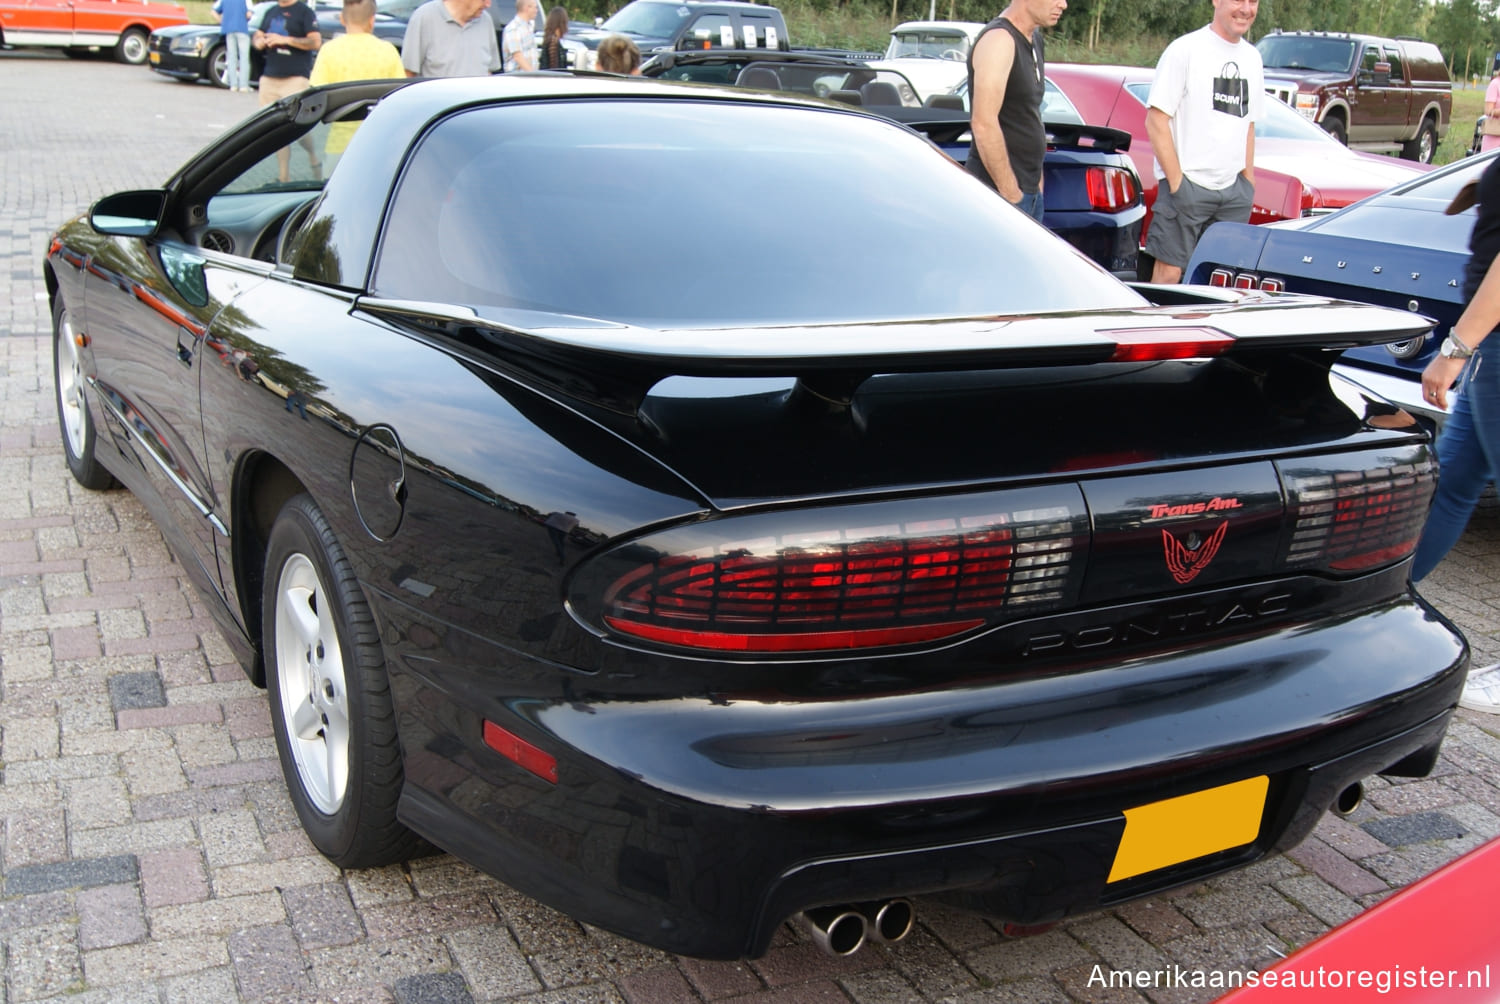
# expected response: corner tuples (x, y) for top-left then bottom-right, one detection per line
(3, 49), (1499, 1003)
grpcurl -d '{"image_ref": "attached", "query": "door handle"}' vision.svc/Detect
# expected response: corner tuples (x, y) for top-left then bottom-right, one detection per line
(176, 325), (197, 366)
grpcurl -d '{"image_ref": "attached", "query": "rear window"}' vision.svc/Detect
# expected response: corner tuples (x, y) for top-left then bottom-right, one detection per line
(372, 99), (1140, 327)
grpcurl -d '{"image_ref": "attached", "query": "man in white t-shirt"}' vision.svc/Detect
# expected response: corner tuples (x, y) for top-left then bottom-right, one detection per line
(1143, 0), (1263, 283)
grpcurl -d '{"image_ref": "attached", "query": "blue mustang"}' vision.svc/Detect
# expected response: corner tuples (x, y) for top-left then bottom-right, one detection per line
(1186, 151), (1497, 428)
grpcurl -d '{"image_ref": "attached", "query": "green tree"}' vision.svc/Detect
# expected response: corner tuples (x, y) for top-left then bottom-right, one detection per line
(1430, 0), (1498, 80)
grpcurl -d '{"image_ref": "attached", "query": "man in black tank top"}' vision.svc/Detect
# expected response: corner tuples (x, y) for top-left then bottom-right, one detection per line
(965, 0), (1067, 221)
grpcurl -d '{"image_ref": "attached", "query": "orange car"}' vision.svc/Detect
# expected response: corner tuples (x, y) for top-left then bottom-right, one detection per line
(0, 0), (188, 64)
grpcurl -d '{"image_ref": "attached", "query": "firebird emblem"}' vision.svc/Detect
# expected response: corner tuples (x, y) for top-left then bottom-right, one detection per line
(1163, 522), (1228, 585)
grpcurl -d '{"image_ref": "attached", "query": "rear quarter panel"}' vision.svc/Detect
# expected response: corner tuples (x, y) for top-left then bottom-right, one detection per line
(196, 278), (709, 680)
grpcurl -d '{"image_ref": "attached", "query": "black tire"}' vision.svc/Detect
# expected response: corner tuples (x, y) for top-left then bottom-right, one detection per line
(207, 44), (229, 88)
(263, 493), (423, 868)
(1321, 115), (1347, 146)
(1402, 118), (1438, 164)
(114, 27), (149, 65)
(52, 298), (118, 491)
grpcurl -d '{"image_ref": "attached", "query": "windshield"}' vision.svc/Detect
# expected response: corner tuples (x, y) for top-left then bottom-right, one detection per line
(885, 29), (971, 60)
(1257, 35), (1357, 73)
(603, 1), (690, 38)
(375, 100), (1140, 327)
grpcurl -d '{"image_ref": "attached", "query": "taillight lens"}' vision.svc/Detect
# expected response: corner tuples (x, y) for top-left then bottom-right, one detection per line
(1205, 269), (1284, 293)
(1300, 183), (1322, 215)
(574, 489), (1089, 654)
(1278, 450), (1436, 573)
(1085, 165), (1140, 211)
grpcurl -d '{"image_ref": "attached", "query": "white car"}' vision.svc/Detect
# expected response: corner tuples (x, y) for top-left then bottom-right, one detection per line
(868, 20), (984, 103)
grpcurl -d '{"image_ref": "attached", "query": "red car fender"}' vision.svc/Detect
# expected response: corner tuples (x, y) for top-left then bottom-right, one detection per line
(1217, 836), (1500, 1001)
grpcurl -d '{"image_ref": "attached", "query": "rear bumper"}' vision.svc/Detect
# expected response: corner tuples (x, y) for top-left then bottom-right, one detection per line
(1048, 208), (1144, 277)
(388, 587), (1465, 959)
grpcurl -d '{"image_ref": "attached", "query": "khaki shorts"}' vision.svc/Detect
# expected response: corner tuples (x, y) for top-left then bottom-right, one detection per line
(1144, 175), (1255, 270)
(258, 75), (309, 105)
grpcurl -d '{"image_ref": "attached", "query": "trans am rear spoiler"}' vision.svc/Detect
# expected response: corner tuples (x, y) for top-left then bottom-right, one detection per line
(358, 293), (1434, 415)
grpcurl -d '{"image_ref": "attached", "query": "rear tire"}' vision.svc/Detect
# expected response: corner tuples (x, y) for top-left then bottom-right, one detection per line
(263, 493), (424, 868)
(52, 298), (118, 491)
(114, 27), (148, 65)
(1402, 118), (1438, 164)
(1321, 115), (1347, 146)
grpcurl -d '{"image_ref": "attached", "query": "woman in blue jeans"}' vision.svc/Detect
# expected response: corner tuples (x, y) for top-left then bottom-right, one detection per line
(1417, 155), (1500, 713)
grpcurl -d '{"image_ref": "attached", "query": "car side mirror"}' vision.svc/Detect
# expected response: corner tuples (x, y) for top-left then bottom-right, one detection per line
(90, 190), (167, 238)
(594, 15), (602, 26)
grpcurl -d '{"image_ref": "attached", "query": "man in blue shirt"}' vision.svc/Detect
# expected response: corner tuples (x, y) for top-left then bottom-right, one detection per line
(211, 0), (252, 92)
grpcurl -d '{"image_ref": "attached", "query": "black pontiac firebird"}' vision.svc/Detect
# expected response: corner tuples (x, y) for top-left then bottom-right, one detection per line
(47, 74), (1467, 960)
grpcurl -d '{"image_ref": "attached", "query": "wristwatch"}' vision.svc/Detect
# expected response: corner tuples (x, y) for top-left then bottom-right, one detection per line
(1440, 334), (1475, 359)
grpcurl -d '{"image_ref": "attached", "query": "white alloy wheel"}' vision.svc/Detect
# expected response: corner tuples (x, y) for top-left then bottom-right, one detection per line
(55, 307), (88, 461)
(274, 551), (351, 814)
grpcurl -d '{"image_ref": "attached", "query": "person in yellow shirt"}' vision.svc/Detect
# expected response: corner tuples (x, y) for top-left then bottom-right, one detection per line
(309, 0), (406, 161)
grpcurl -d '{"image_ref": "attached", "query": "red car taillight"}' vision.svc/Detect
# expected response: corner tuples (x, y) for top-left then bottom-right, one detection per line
(1207, 269), (1284, 293)
(1279, 453), (1437, 573)
(576, 491), (1089, 654)
(1085, 165), (1140, 212)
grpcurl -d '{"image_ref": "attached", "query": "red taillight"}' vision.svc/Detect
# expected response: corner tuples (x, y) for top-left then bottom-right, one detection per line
(590, 500), (1087, 654)
(482, 721), (558, 783)
(1280, 456), (1437, 573)
(1206, 270), (1284, 293)
(1102, 326), (1234, 362)
(1085, 165), (1140, 212)
(1300, 183), (1321, 215)
(604, 619), (982, 652)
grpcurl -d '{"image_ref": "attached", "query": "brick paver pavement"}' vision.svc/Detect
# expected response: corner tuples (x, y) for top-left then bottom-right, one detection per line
(3, 49), (1500, 1004)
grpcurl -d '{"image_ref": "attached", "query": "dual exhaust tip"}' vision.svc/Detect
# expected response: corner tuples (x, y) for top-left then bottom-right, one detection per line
(800, 780), (1368, 958)
(798, 898), (915, 957)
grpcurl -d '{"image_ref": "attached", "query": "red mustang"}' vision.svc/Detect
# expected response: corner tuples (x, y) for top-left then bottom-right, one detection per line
(0, 0), (188, 65)
(1046, 63), (1430, 256)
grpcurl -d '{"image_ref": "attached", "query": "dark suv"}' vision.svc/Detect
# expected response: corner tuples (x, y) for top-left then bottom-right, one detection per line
(1257, 30), (1451, 163)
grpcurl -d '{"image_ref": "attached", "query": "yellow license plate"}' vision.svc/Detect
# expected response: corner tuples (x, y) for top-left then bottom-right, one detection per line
(149, 52), (160, 64)
(1107, 775), (1268, 883)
